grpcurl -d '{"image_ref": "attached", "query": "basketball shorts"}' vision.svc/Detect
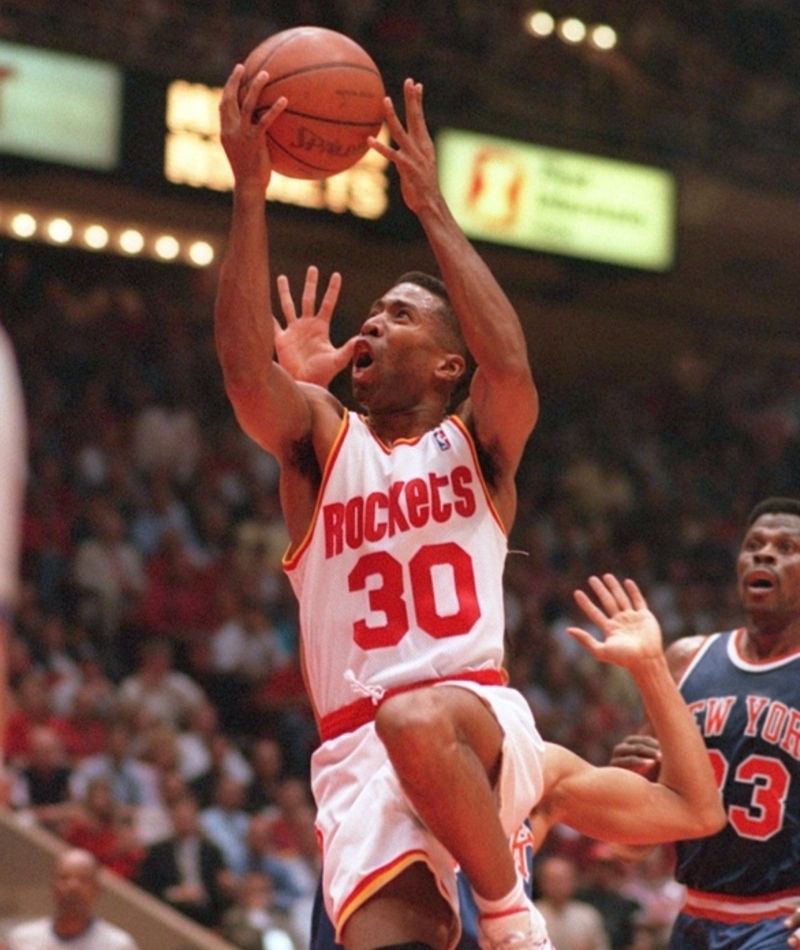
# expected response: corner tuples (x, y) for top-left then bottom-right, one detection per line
(669, 912), (792, 950)
(311, 682), (545, 949)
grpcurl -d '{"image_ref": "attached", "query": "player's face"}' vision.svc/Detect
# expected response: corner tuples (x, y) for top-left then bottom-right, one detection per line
(737, 513), (800, 616)
(351, 282), (450, 408)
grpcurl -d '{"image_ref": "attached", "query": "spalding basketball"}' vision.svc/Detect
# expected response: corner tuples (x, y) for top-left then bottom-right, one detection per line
(240, 26), (385, 180)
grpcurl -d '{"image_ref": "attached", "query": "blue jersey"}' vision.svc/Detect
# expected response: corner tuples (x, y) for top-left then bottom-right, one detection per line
(676, 631), (800, 901)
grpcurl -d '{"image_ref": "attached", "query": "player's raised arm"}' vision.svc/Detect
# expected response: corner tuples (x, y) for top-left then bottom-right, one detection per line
(214, 65), (311, 457)
(534, 575), (725, 848)
(369, 79), (537, 473)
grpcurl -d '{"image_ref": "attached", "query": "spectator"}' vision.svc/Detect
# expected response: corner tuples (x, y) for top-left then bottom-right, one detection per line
(70, 720), (154, 808)
(577, 843), (643, 950)
(9, 725), (74, 831)
(220, 870), (304, 950)
(29, 613), (82, 715)
(72, 494), (146, 650)
(4, 672), (74, 764)
(242, 814), (307, 916)
(188, 731), (247, 809)
(243, 737), (286, 813)
(200, 774), (252, 878)
(61, 776), (145, 880)
(133, 766), (188, 847)
(176, 699), (253, 787)
(6, 848), (140, 950)
(137, 793), (230, 927)
(129, 531), (217, 661)
(535, 854), (611, 950)
(130, 473), (201, 559)
(116, 639), (207, 730)
(619, 847), (685, 950)
(207, 594), (291, 733)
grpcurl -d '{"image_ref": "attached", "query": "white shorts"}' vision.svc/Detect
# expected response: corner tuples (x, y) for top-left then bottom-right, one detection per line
(311, 682), (545, 948)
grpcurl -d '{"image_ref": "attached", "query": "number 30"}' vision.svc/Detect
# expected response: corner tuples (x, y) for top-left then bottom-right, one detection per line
(348, 542), (481, 650)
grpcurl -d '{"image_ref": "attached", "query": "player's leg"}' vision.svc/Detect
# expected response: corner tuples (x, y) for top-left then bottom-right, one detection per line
(374, 685), (516, 899)
(341, 862), (454, 950)
(374, 685), (551, 950)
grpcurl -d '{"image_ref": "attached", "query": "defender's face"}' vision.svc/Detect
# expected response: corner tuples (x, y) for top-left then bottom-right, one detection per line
(737, 513), (800, 615)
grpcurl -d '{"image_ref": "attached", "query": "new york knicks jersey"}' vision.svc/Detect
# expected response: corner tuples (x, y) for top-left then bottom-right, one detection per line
(284, 411), (508, 721)
(676, 630), (800, 896)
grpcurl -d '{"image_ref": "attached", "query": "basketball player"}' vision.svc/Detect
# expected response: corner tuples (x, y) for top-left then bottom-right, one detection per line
(0, 325), (26, 785)
(215, 69), (722, 950)
(610, 498), (800, 950)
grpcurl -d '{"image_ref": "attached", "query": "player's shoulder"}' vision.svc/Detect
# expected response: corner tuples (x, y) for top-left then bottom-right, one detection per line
(665, 633), (715, 681)
(299, 381), (346, 416)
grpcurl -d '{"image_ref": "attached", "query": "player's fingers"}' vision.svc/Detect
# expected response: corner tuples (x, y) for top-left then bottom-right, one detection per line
(599, 573), (633, 612)
(623, 578), (646, 611)
(255, 95), (287, 131)
(221, 64), (245, 108)
(240, 70), (269, 121)
(276, 275), (297, 323)
(585, 575), (622, 618)
(301, 266), (319, 315)
(573, 587), (611, 630)
(318, 272), (342, 321)
(367, 135), (395, 162)
(382, 94), (409, 144)
(565, 626), (601, 658)
(403, 79), (426, 136)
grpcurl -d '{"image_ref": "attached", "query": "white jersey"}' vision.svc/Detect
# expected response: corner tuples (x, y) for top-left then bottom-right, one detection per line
(7, 917), (139, 950)
(284, 412), (507, 722)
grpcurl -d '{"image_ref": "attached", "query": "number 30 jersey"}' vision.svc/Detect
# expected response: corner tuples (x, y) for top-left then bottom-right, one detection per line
(675, 630), (800, 897)
(284, 412), (507, 722)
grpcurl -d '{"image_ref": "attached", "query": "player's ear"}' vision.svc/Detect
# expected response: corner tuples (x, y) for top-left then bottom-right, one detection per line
(434, 352), (466, 384)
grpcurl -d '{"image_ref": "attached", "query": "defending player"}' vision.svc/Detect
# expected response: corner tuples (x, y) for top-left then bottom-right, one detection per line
(611, 498), (800, 950)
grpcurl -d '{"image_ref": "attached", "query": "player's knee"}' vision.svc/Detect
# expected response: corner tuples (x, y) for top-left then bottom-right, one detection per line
(375, 690), (452, 767)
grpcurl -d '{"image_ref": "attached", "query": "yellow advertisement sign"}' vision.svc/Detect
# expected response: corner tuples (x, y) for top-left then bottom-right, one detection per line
(436, 128), (676, 271)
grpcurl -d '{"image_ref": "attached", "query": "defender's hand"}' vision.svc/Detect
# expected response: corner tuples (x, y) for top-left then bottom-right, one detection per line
(567, 574), (664, 671)
(610, 734), (662, 780)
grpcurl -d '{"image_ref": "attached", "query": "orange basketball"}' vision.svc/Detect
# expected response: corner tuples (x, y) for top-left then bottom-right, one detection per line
(240, 26), (385, 180)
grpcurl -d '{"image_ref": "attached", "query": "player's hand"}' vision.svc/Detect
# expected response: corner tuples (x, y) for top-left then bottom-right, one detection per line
(368, 78), (438, 216)
(610, 734), (662, 780)
(567, 574), (664, 671)
(274, 266), (356, 385)
(782, 902), (800, 946)
(218, 64), (287, 191)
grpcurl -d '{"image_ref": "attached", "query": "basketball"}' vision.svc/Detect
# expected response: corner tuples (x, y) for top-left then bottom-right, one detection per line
(239, 26), (385, 180)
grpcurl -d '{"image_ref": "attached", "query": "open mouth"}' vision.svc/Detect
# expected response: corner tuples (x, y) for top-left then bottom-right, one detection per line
(352, 342), (374, 371)
(745, 569), (776, 591)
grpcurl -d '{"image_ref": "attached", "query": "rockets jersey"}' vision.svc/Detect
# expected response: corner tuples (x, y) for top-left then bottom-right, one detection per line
(283, 411), (507, 721)
(675, 630), (800, 896)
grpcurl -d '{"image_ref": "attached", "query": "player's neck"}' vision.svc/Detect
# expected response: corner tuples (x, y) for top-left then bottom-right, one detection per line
(742, 613), (800, 660)
(364, 404), (447, 446)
